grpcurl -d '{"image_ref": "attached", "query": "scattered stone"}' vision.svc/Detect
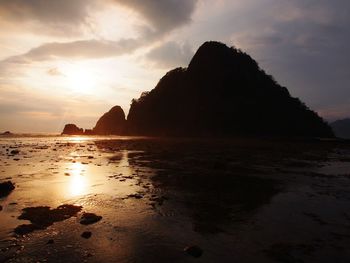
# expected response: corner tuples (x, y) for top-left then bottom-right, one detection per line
(0, 181), (15, 197)
(80, 213), (102, 225)
(184, 245), (203, 258)
(126, 193), (143, 199)
(149, 195), (168, 206)
(47, 239), (54, 244)
(0, 205), (2, 211)
(10, 150), (19, 155)
(64, 172), (70, 176)
(81, 231), (92, 239)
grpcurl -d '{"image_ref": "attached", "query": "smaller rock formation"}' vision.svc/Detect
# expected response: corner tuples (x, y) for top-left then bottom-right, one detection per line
(93, 106), (126, 135)
(61, 124), (84, 135)
(331, 118), (350, 139)
(0, 131), (12, 135)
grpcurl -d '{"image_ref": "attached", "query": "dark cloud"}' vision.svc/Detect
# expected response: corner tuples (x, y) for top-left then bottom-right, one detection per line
(0, 0), (198, 34)
(0, 0), (199, 63)
(114, 0), (198, 36)
(0, 0), (198, 37)
(145, 41), (193, 68)
(0, 0), (99, 24)
(0, 0), (101, 37)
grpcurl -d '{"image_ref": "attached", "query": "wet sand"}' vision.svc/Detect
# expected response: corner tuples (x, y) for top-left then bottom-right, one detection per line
(1, 136), (350, 262)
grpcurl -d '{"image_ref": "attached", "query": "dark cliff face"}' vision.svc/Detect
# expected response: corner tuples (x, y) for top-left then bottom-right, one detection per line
(93, 106), (126, 135)
(331, 119), (350, 139)
(127, 41), (333, 137)
(61, 124), (84, 135)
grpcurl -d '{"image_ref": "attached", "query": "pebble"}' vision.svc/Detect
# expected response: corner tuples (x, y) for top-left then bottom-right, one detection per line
(81, 231), (92, 239)
(127, 193), (143, 199)
(184, 245), (203, 258)
(80, 213), (102, 225)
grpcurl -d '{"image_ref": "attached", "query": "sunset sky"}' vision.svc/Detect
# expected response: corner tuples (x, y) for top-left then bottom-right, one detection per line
(0, 0), (349, 133)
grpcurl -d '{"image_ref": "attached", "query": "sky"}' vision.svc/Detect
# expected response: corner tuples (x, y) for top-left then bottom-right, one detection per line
(0, 0), (349, 133)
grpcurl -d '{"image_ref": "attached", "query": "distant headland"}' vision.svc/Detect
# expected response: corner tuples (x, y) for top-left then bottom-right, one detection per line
(62, 41), (334, 138)
(0, 131), (12, 136)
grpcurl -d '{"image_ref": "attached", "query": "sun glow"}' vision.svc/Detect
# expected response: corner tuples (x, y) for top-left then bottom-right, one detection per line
(62, 64), (98, 94)
(67, 162), (88, 197)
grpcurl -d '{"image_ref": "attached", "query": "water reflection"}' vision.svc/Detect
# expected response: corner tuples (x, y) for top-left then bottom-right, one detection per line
(67, 162), (88, 197)
(66, 136), (86, 143)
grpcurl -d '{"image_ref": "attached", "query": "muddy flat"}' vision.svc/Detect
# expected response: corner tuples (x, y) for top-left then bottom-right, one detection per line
(1, 135), (350, 262)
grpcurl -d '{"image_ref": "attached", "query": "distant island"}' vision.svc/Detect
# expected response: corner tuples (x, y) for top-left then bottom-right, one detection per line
(62, 41), (334, 138)
(330, 119), (350, 139)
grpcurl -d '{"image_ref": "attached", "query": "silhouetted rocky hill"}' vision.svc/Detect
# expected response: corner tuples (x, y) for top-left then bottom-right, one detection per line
(127, 41), (333, 137)
(61, 124), (84, 135)
(61, 106), (126, 135)
(331, 119), (350, 139)
(93, 106), (126, 135)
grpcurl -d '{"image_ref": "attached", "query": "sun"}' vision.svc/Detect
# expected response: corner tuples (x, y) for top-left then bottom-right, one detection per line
(63, 64), (98, 94)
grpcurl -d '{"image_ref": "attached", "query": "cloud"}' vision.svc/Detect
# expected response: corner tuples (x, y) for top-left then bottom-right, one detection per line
(145, 41), (194, 68)
(0, 0), (93, 23)
(0, 0), (199, 63)
(46, 67), (63, 76)
(2, 38), (140, 64)
(114, 0), (198, 36)
(0, 0), (198, 35)
(0, 0), (108, 37)
(0, 0), (198, 38)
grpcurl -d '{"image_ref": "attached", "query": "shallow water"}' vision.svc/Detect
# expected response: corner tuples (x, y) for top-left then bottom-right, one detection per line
(1, 136), (350, 262)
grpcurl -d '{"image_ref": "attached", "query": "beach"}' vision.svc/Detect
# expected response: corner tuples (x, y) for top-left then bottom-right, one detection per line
(1, 135), (350, 262)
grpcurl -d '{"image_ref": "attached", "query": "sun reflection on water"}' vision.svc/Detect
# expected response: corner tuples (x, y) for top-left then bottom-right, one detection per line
(67, 136), (86, 143)
(68, 162), (88, 197)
